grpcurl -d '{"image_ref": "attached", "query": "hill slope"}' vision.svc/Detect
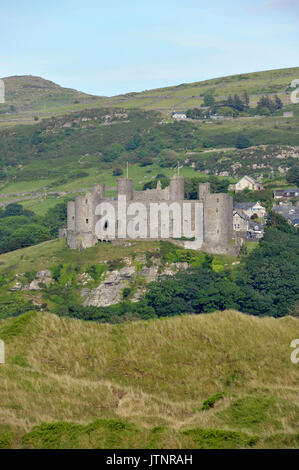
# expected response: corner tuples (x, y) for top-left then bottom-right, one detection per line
(103, 66), (299, 112)
(0, 75), (102, 126)
(0, 310), (298, 448)
(1, 67), (299, 126)
(0, 67), (298, 218)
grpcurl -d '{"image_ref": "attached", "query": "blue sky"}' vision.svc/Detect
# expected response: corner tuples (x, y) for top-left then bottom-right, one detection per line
(1, 0), (298, 96)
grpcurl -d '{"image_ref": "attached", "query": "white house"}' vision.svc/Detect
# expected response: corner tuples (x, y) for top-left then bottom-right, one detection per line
(234, 175), (263, 192)
(234, 201), (266, 219)
(233, 210), (249, 232)
(172, 111), (187, 120)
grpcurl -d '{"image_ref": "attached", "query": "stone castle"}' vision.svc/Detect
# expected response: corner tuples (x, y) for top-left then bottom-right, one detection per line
(64, 175), (235, 254)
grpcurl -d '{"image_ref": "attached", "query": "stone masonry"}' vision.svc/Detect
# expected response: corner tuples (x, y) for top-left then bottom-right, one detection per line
(63, 175), (235, 255)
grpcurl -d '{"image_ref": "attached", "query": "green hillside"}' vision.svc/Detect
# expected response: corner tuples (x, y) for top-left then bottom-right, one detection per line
(0, 67), (298, 213)
(0, 75), (101, 126)
(102, 66), (299, 112)
(1, 67), (299, 126)
(0, 310), (298, 449)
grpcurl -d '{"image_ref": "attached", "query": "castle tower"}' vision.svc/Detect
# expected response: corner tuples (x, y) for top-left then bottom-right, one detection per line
(117, 178), (133, 201)
(67, 201), (75, 231)
(203, 193), (233, 249)
(169, 175), (184, 200)
(198, 182), (211, 200)
(94, 183), (105, 199)
(75, 193), (94, 233)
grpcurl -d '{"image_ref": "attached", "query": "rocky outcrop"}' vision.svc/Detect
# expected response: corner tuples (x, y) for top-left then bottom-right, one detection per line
(82, 266), (136, 307)
(10, 257), (190, 307)
(11, 270), (53, 291)
(82, 262), (190, 308)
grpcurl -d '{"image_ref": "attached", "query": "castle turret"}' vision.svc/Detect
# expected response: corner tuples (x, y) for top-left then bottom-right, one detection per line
(94, 183), (105, 199)
(198, 182), (211, 200)
(169, 175), (184, 200)
(67, 201), (75, 231)
(75, 193), (94, 233)
(117, 178), (133, 201)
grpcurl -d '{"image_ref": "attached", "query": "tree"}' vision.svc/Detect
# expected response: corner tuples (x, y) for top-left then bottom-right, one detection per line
(4, 203), (23, 216)
(113, 166), (123, 176)
(204, 94), (215, 107)
(233, 95), (244, 112)
(274, 95), (283, 111)
(235, 135), (252, 149)
(102, 143), (125, 162)
(286, 166), (299, 186)
(242, 91), (250, 108)
(43, 202), (67, 237)
(256, 95), (283, 115)
(140, 157), (153, 167)
(237, 227), (299, 317)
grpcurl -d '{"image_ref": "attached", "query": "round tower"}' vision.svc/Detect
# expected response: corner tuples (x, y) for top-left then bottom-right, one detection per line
(75, 194), (94, 233)
(203, 193), (233, 248)
(117, 178), (133, 201)
(169, 175), (184, 200)
(67, 201), (75, 231)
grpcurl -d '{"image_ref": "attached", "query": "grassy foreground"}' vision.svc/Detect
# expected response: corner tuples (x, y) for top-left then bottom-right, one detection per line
(0, 310), (298, 449)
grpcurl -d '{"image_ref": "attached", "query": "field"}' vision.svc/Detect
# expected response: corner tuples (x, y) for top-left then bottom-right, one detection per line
(0, 309), (298, 449)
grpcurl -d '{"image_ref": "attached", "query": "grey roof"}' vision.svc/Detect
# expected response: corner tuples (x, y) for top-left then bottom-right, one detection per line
(234, 202), (261, 210)
(273, 205), (299, 224)
(274, 188), (299, 195)
(273, 205), (296, 216)
(242, 175), (260, 185)
(233, 209), (248, 219)
(248, 220), (265, 230)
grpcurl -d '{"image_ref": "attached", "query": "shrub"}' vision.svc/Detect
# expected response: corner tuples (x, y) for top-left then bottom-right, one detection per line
(202, 392), (225, 410)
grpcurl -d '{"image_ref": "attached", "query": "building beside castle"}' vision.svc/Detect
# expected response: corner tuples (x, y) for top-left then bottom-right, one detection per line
(63, 175), (236, 255)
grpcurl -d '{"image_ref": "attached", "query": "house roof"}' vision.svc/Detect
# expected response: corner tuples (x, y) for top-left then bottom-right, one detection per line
(240, 175), (260, 185)
(233, 209), (248, 219)
(274, 188), (299, 196)
(234, 202), (262, 210)
(273, 204), (294, 214)
(273, 205), (299, 224)
(248, 220), (265, 230)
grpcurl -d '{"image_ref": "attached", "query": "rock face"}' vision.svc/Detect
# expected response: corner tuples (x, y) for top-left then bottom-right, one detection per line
(10, 257), (190, 307)
(27, 270), (52, 290)
(11, 270), (53, 291)
(82, 262), (190, 308)
(82, 267), (137, 307)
